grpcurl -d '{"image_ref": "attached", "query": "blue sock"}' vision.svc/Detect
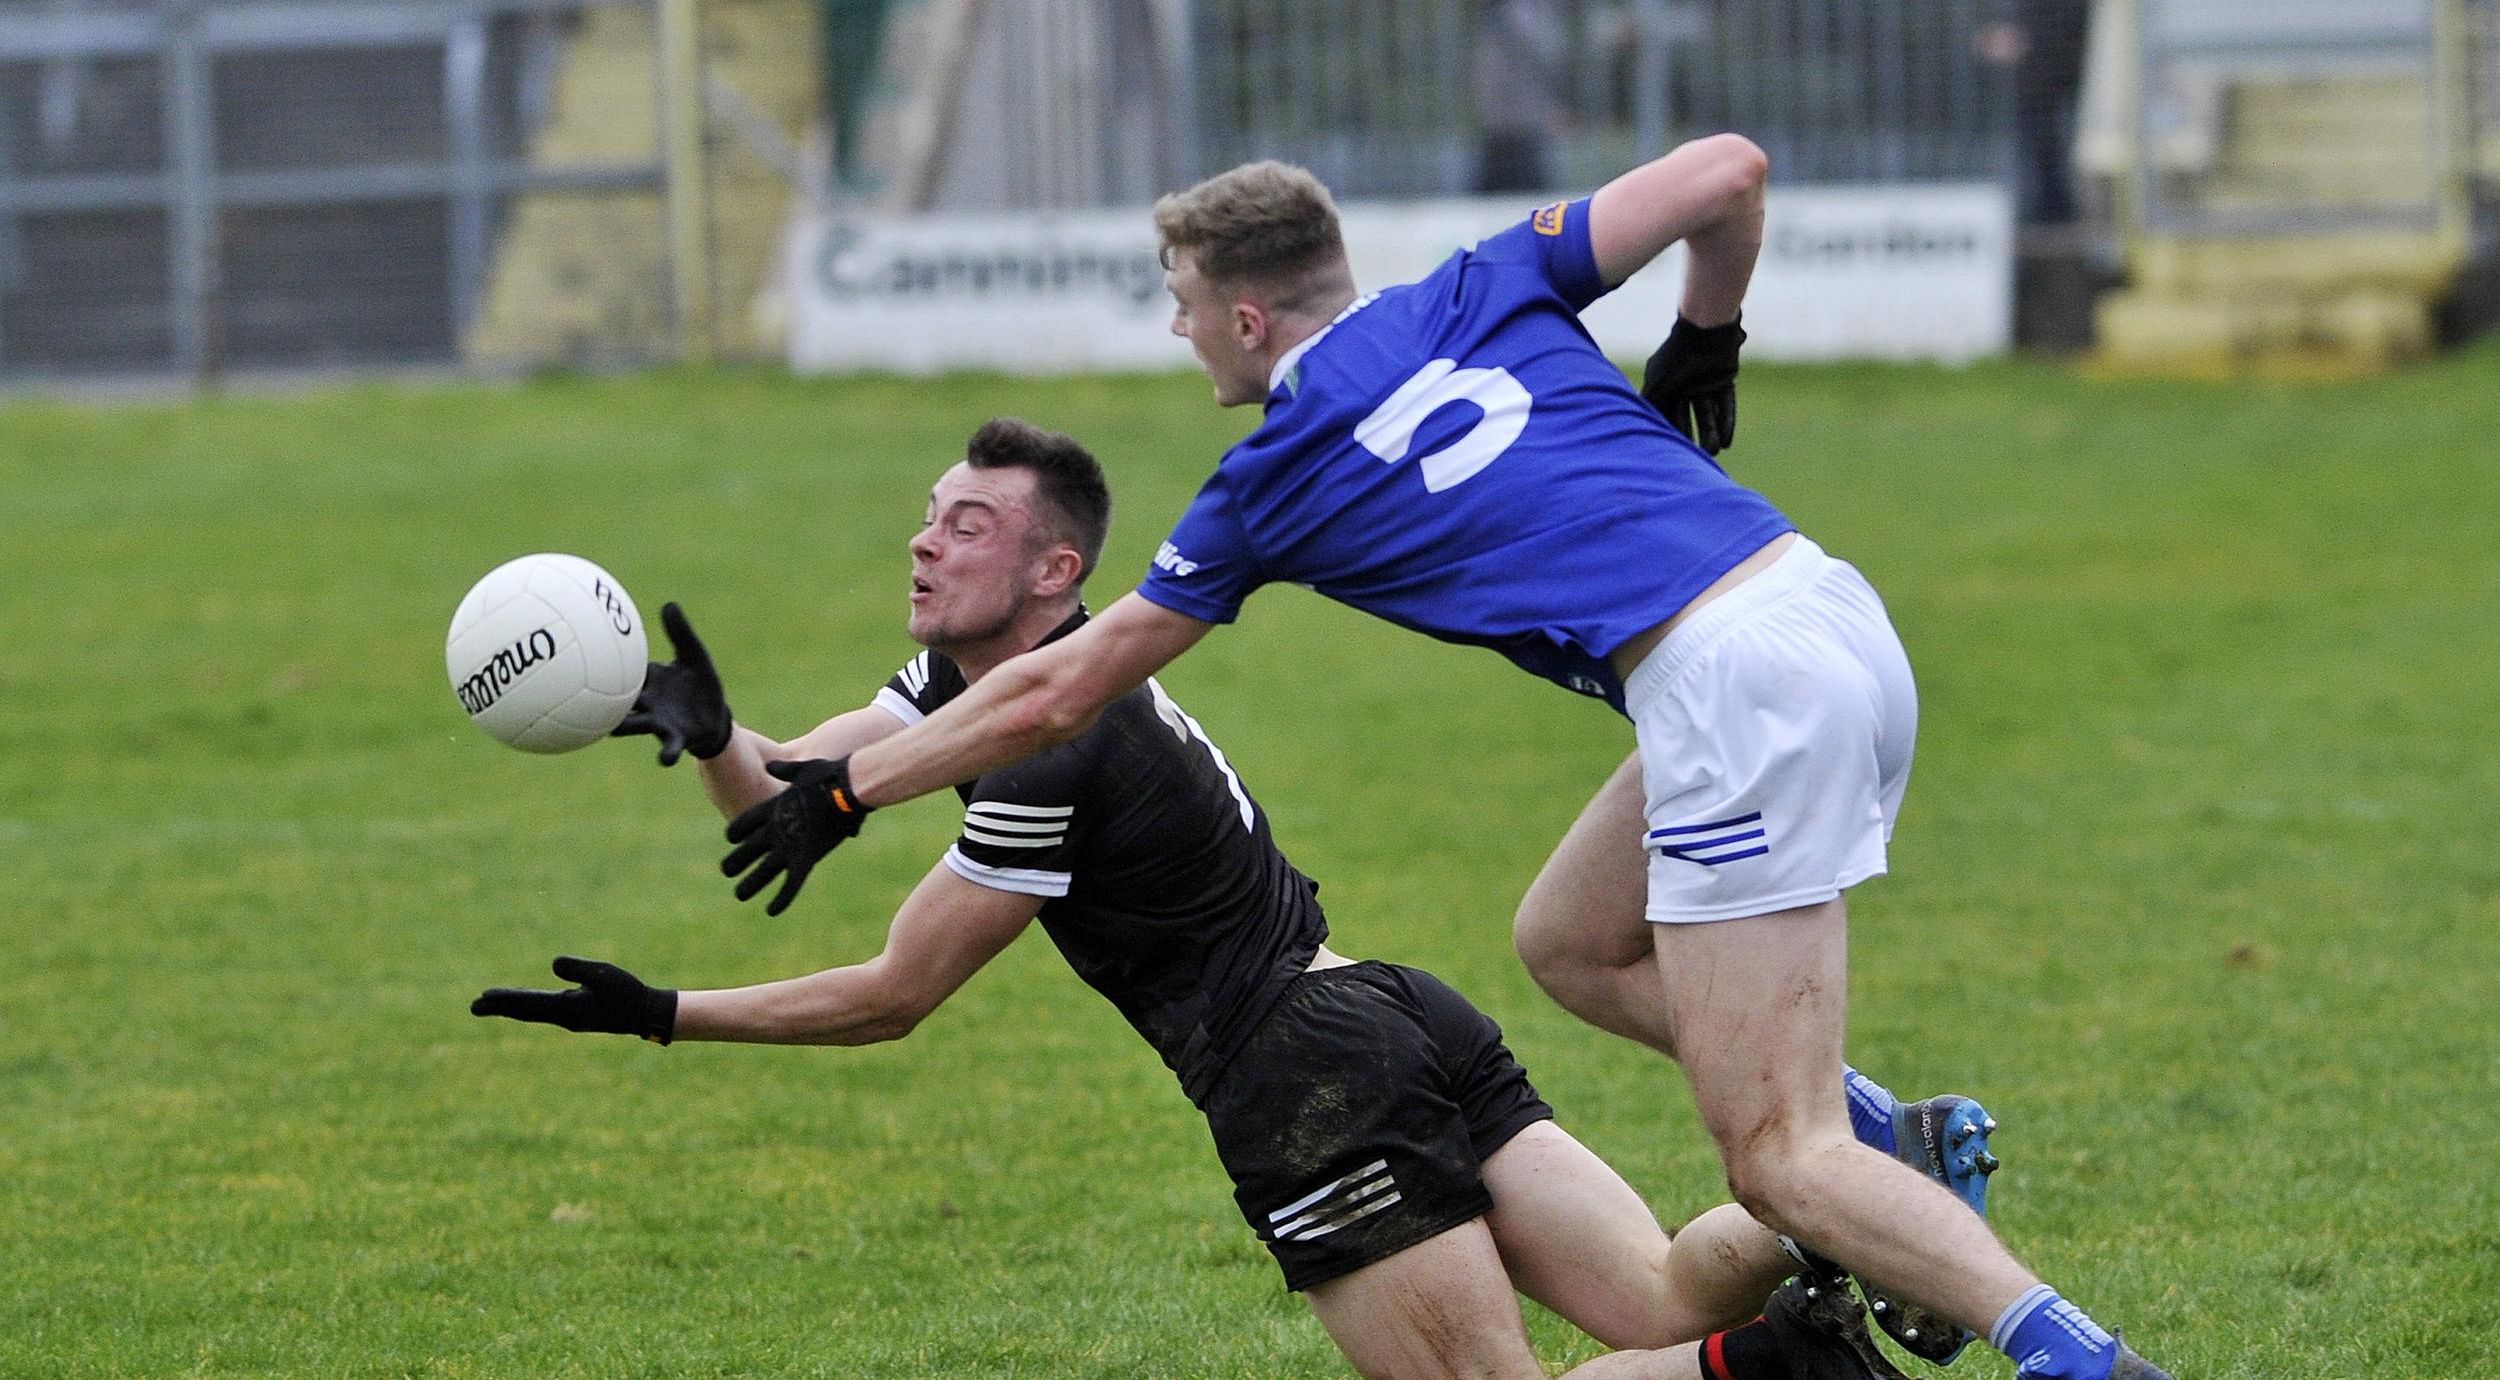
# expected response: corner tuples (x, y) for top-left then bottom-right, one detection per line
(1992, 1285), (2117, 1380)
(1842, 1065), (1899, 1154)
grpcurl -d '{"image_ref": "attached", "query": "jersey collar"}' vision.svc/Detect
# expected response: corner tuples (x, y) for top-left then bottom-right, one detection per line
(1036, 606), (1088, 648)
(1268, 293), (1378, 399)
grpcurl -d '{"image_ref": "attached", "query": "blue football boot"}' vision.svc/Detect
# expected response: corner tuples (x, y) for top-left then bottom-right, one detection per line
(1862, 1095), (2000, 1364)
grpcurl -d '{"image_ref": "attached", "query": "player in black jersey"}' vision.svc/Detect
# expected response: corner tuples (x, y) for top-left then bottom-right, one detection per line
(474, 419), (1917, 1380)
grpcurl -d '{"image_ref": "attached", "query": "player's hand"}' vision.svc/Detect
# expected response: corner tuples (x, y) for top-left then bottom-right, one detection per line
(470, 956), (678, 1044)
(720, 757), (872, 916)
(1640, 314), (1745, 455)
(611, 601), (733, 766)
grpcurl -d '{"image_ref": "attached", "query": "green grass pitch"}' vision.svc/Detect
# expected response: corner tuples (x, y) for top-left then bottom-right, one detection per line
(3, 351), (2497, 1377)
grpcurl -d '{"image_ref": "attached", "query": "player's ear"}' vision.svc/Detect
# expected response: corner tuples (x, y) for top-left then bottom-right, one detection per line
(1231, 296), (1269, 353)
(1032, 542), (1085, 599)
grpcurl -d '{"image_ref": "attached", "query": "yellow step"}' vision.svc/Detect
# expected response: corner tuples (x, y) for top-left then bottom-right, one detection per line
(465, 0), (820, 367)
(2094, 285), (2437, 376)
(464, 7), (670, 367)
(2212, 77), (2441, 210)
(2128, 228), (2467, 296)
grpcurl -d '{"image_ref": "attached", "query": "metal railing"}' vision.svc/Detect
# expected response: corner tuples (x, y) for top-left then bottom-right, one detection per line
(1180, 0), (2020, 202)
(2127, 0), (2466, 237)
(0, 0), (672, 380)
(31, 0), (2487, 379)
(904, 0), (2027, 211)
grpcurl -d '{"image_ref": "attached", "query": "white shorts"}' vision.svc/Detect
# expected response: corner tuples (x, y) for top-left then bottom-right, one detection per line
(1626, 536), (1917, 924)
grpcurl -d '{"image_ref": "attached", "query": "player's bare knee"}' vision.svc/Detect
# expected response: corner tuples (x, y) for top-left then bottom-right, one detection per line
(1717, 1140), (1820, 1237)
(1511, 904), (1595, 1001)
(1510, 909), (1562, 982)
(1511, 897), (1637, 982)
(1509, 929), (1603, 1024)
(1720, 1176), (1805, 1242)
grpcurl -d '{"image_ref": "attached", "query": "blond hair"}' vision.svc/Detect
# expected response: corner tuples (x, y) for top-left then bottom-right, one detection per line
(1152, 161), (1353, 314)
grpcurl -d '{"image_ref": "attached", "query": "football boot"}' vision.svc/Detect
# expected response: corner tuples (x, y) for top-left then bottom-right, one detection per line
(1862, 1095), (2000, 1364)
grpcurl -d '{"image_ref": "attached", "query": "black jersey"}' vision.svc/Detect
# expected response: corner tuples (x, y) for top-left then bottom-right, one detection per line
(876, 613), (1329, 1104)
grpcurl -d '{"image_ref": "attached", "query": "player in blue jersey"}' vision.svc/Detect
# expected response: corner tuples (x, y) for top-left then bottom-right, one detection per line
(485, 419), (1925, 1380)
(716, 144), (2173, 1380)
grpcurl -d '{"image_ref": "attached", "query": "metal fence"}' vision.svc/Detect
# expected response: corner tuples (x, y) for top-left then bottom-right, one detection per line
(9, 0), (2489, 381)
(1180, 0), (2025, 202)
(2126, 0), (2464, 237)
(0, 0), (2071, 381)
(889, 0), (1185, 210)
(0, 0), (679, 380)
(884, 0), (2037, 210)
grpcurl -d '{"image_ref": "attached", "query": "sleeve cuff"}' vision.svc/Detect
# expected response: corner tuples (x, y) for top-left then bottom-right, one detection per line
(872, 687), (924, 726)
(943, 845), (1072, 898)
(1135, 579), (1239, 627)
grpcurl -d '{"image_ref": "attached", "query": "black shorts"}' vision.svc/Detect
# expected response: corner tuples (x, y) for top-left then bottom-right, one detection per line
(1200, 961), (1554, 1291)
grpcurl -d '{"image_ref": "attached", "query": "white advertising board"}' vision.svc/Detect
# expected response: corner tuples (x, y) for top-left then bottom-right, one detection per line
(784, 184), (2012, 375)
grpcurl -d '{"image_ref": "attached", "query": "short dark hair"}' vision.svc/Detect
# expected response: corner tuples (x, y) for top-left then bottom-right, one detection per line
(964, 417), (1113, 581)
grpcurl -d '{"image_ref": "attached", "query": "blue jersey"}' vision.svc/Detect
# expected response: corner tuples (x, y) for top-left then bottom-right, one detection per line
(1137, 198), (1794, 714)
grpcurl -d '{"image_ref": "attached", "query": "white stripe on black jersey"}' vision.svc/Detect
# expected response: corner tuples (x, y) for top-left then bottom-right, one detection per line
(871, 686), (923, 727)
(961, 828), (1065, 849)
(880, 648), (968, 724)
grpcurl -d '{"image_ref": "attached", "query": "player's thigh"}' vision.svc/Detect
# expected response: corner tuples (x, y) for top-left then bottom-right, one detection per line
(1479, 1119), (1676, 1350)
(1208, 966), (1529, 1294)
(1303, 1216), (1547, 1380)
(1649, 898), (1852, 1158)
(1515, 751), (1652, 970)
(1480, 1124), (1784, 1349)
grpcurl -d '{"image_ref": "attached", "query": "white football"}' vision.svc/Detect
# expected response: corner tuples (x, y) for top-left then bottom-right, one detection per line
(446, 553), (648, 753)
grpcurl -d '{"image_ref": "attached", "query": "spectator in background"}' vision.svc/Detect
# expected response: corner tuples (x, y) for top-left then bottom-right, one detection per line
(1978, 0), (2092, 224)
(1473, 0), (1572, 193)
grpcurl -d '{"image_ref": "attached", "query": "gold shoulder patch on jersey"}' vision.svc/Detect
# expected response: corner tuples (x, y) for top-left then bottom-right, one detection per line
(1531, 202), (1567, 236)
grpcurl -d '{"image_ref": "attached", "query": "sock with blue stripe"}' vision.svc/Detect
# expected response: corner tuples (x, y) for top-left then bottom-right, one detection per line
(1992, 1285), (2118, 1380)
(1842, 1065), (1899, 1154)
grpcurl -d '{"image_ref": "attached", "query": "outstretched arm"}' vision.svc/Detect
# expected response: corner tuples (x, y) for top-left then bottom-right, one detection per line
(673, 863), (1039, 1044)
(472, 861), (1039, 1046)
(844, 592), (1214, 808)
(1587, 132), (1769, 323)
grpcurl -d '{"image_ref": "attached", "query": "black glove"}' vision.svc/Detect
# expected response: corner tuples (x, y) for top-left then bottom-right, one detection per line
(471, 956), (678, 1044)
(720, 757), (873, 916)
(1640, 314), (1745, 456)
(610, 602), (733, 766)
